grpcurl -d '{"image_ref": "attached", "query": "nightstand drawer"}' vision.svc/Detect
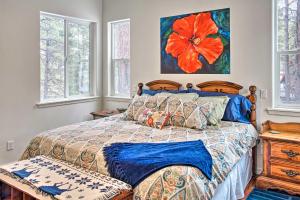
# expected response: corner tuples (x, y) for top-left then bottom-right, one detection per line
(270, 162), (300, 183)
(270, 141), (300, 162)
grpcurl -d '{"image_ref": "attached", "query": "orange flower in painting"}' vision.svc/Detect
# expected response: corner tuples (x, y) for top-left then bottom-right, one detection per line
(165, 13), (224, 73)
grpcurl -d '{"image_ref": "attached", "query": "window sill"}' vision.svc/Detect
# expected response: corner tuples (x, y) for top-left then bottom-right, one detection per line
(104, 96), (131, 102)
(266, 108), (300, 117)
(36, 96), (101, 108)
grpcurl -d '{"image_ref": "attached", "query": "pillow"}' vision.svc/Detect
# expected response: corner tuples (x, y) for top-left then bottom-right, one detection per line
(123, 93), (171, 121)
(196, 96), (229, 126)
(187, 88), (252, 123)
(158, 92), (199, 102)
(165, 96), (213, 130)
(143, 91), (198, 102)
(137, 109), (170, 129)
(223, 95), (252, 123)
(142, 89), (188, 96)
(171, 93), (199, 101)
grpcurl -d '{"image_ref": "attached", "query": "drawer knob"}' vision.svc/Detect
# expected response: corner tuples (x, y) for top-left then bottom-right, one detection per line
(281, 169), (300, 177)
(281, 150), (299, 158)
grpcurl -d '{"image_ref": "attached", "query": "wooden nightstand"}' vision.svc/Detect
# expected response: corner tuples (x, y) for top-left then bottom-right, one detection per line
(256, 121), (300, 195)
(90, 110), (120, 120)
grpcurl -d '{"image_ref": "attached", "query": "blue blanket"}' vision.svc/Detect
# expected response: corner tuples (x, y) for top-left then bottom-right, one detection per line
(103, 140), (212, 187)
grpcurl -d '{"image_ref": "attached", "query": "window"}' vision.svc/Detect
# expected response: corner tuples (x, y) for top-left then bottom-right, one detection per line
(40, 12), (96, 102)
(273, 0), (300, 109)
(108, 19), (130, 97)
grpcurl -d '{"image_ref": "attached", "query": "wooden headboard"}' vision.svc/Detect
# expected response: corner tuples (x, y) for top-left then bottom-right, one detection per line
(196, 81), (243, 94)
(137, 80), (257, 128)
(137, 80), (182, 95)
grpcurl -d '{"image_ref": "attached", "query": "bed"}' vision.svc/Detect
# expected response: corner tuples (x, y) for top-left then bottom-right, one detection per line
(19, 80), (258, 200)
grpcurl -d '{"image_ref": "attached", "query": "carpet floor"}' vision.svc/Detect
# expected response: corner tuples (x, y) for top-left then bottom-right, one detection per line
(247, 188), (300, 200)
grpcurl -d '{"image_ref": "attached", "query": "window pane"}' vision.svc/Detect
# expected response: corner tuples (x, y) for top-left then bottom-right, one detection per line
(277, 0), (300, 51)
(279, 54), (300, 104)
(112, 59), (130, 96)
(40, 15), (65, 100)
(112, 21), (130, 60)
(67, 22), (90, 96)
(111, 20), (130, 97)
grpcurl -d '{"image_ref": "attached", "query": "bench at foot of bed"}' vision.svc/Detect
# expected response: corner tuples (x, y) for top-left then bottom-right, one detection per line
(0, 156), (132, 200)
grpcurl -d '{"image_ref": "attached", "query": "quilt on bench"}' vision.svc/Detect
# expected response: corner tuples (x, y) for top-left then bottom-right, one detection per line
(0, 155), (132, 200)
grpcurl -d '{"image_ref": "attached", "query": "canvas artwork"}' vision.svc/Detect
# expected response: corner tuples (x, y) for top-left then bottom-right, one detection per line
(161, 8), (230, 74)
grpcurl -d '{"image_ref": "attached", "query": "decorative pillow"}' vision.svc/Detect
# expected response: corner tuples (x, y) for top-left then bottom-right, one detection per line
(165, 96), (213, 130)
(142, 89), (188, 96)
(187, 88), (252, 123)
(222, 95), (252, 123)
(196, 96), (229, 126)
(143, 91), (198, 102)
(137, 109), (171, 129)
(123, 93), (171, 121)
(169, 93), (199, 102)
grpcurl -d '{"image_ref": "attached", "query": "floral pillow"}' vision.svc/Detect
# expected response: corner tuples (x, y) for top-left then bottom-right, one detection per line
(196, 96), (229, 126)
(165, 96), (213, 130)
(137, 109), (171, 129)
(123, 93), (171, 121)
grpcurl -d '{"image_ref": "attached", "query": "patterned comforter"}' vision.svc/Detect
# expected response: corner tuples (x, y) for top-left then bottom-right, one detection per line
(21, 114), (258, 200)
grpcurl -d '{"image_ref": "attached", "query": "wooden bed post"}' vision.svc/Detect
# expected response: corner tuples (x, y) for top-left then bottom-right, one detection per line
(247, 85), (257, 129)
(246, 85), (258, 177)
(137, 83), (143, 96)
(186, 83), (193, 90)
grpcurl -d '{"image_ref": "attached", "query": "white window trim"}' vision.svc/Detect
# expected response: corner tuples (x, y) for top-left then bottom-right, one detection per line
(41, 12), (94, 25)
(107, 19), (131, 98)
(104, 96), (131, 103)
(39, 12), (98, 105)
(272, 0), (300, 113)
(36, 96), (101, 108)
(266, 107), (300, 117)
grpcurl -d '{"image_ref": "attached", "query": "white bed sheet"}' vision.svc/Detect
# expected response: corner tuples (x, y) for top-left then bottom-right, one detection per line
(212, 149), (253, 200)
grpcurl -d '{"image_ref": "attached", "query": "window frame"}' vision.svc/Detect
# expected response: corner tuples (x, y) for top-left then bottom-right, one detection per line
(107, 18), (131, 98)
(272, 0), (300, 110)
(39, 12), (97, 103)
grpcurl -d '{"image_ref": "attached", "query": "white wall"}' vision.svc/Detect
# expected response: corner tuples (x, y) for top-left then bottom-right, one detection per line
(102, 0), (300, 173)
(0, 0), (102, 164)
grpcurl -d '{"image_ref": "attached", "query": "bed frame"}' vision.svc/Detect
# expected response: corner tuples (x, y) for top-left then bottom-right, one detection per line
(0, 80), (257, 200)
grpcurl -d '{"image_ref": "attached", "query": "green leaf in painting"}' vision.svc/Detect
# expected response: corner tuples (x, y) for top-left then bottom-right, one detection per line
(220, 35), (228, 46)
(214, 49), (230, 74)
(164, 28), (172, 39)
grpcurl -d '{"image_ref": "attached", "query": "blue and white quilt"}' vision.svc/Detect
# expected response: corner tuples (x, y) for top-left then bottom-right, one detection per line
(0, 155), (132, 200)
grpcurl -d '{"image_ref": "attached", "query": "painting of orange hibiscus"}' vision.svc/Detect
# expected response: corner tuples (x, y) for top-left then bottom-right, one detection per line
(161, 8), (230, 74)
